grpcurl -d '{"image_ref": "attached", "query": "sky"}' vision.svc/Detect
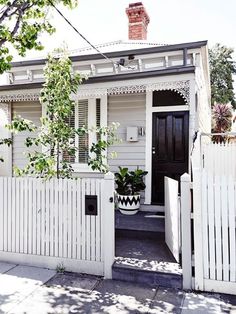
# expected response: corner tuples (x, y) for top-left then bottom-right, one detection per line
(2, 0), (236, 88)
(21, 0), (236, 57)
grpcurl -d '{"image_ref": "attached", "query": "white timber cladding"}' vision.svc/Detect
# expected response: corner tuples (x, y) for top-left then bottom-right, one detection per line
(107, 93), (146, 172)
(0, 103), (12, 176)
(12, 101), (42, 171)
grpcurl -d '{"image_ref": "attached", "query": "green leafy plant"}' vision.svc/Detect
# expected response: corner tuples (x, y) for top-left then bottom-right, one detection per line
(89, 124), (120, 173)
(0, 139), (12, 162)
(56, 262), (65, 274)
(115, 167), (148, 195)
(129, 168), (148, 195)
(115, 167), (130, 195)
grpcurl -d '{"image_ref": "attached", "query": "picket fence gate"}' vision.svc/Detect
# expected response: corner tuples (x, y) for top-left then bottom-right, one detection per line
(0, 173), (115, 278)
(181, 134), (236, 294)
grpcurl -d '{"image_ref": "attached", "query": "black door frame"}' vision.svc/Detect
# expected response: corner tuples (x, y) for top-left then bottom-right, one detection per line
(151, 110), (189, 205)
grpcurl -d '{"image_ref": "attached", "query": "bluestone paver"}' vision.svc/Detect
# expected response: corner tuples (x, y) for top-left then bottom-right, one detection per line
(0, 265), (55, 313)
(2, 266), (236, 313)
(0, 262), (16, 274)
(181, 292), (226, 313)
(9, 272), (101, 314)
(149, 287), (184, 313)
(89, 279), (156, 314)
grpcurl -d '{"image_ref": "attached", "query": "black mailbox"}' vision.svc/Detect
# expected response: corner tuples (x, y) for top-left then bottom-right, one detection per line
(85, 195), (98, 216)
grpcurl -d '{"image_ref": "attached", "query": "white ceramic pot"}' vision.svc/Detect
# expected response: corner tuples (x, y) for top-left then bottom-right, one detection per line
(117, 194), (140, 215)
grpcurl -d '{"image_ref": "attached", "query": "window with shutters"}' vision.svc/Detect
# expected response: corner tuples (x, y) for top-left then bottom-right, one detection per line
(63, 98), (103, 169)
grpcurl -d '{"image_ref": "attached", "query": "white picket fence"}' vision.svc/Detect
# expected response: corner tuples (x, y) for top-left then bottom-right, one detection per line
(181, 133), (236, 294)
(0, 174), (115, 278)
(202, 141), (236, 177)
(201, 171), (236, 292)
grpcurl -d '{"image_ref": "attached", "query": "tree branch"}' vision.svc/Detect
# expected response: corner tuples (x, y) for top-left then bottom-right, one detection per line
(0, 2), (33, 48)
(0, 0), (18, 24)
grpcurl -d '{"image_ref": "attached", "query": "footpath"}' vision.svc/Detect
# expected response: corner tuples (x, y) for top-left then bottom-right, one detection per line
(0, 262), (235, 313)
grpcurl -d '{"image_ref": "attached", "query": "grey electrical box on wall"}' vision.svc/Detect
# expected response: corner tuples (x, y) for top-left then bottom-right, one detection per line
(126, 126), (138, 142)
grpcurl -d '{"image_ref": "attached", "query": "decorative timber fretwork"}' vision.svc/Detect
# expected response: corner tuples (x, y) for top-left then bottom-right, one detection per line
(0, 80), (190, 104)
(108, 84), (146, 95)
(0, 92), (40, 103)
(107, 80), (190, 104)
(71, 88), (108, 100)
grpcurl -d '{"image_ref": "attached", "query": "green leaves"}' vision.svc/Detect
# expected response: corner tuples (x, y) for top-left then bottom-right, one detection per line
(6, 115), (37, 133)
(0, 0), (78, 74)
(0, 138), (12, 164)
(88, 123), (120, 174)
(209, 44), (236, 108)
(115, 167), (148, 196)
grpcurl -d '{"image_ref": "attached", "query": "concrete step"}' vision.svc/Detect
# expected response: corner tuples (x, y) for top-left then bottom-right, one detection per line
(114, 234), (182, 289)
(112, 260), (182, 289)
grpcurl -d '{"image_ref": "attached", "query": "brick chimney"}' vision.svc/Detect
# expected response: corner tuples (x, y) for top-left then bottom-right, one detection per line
(126, 2), (150, 40)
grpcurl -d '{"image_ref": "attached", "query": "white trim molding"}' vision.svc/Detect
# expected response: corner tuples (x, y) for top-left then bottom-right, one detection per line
(0, 80), (190, 104)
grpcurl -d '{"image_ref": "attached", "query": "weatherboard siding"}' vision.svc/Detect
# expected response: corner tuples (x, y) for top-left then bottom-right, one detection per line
(108, 93), (146, 172)
(12, 101), (42, 170)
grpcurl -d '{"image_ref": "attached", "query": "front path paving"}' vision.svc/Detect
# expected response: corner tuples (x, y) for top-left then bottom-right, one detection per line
(0, 262), (235, 313)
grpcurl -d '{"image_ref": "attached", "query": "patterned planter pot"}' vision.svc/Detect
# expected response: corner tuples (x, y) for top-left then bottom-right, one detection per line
(117, 194), (141, 215)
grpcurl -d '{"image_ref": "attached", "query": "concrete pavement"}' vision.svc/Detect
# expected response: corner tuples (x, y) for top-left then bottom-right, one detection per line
(0, 262), (235, 313)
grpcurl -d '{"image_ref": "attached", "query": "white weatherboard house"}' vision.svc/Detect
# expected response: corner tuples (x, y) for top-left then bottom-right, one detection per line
(0, 2), (211, 210)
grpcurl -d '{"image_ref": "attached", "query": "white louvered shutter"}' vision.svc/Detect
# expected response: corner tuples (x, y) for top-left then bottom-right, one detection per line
(78, 99), (89, 163)
(96, 99), (101, 155)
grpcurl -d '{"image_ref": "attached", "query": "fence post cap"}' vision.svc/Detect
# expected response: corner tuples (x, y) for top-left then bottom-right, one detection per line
(181, 173), (191, 182)
(104, 172), (114, 180)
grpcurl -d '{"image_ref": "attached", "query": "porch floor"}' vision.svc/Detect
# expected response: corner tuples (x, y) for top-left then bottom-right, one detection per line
(115, 236), (181, 275)
(113, 210), (182, 288)
(115, 210), (165, 233)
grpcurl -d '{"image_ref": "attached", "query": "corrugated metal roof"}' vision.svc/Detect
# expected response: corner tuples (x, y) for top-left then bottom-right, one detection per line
(65, 40), (165, 56)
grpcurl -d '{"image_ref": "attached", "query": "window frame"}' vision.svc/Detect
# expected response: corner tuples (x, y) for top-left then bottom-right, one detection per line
(72, 95), (107, 173)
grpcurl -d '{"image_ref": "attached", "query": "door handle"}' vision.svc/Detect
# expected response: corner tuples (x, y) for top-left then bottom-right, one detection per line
(152, 147), (156, 155)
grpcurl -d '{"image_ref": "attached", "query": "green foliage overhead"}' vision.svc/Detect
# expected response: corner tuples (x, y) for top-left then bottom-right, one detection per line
(0, 0), (78, 74)
(209, 44), (236, 108)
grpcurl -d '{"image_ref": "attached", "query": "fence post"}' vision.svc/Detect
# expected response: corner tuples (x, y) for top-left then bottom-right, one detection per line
(191, 133), (204, 291)
(181, 173), (192, 290)
(102, 172), (115, 279)
(192, 167), (204, 290)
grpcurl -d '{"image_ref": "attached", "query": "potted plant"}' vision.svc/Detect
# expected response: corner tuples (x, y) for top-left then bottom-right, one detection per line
(115, 167), (148, 215)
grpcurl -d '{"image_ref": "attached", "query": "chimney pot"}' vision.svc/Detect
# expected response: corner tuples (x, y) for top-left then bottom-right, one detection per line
(126, 2), (150, 40)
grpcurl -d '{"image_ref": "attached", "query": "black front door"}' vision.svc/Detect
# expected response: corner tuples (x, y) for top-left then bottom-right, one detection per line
(152, 111), (189, 205)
